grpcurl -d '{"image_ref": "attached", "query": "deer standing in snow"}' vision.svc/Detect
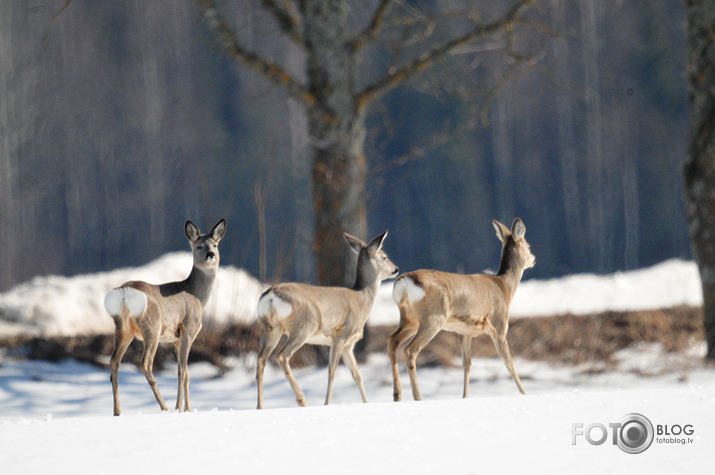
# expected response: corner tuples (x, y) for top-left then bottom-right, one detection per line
(256, 231), (398, 409)
(104, 219), (226, 416)
(389, 218), (535, 401)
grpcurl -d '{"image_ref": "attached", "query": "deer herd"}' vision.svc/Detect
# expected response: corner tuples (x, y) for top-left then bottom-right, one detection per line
(104, 217), (535, 415)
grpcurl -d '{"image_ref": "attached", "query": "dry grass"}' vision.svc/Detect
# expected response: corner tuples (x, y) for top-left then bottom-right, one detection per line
(1, 306), (706, 371)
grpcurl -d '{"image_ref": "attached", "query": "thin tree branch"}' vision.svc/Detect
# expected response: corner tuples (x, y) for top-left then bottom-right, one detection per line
(42, 0), (74, 45)
(195, 0), (317, 108)
(349, 0), (395, 51)
(371, 113), (480, 176)
(355, 0), (534, 111)
(261, 0), (304, 46)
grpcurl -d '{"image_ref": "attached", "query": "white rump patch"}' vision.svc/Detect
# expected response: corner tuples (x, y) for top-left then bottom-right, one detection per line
(392, 276), (425, 303)
(104, 287), (147, 317)
(256, 291), (293, 319)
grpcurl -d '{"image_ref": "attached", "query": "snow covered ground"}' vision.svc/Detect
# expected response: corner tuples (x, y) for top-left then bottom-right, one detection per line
(0, 257), (713, 472)
(1, 347), (713, 473)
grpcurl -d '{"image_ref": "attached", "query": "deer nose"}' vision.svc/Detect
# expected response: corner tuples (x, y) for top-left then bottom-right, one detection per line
(206, 251), (216, 261)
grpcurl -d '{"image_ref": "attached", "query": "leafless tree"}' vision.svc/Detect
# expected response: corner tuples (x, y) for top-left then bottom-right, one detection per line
(194, 0), (542, 285)
(683, 0), (715, 361)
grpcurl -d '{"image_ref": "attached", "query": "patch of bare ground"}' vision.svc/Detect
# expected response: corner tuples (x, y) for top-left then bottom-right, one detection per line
(1, 306), (706, 372)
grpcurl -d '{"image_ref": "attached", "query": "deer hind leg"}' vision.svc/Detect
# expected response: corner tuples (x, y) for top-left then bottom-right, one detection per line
(404, 317), (443, 401)
(139, 329), (169, 412)
(490, 332), (526, 395)
(110, 317), (135, 416)
(341, 342), (368, 403)
(256, 322), (282, 409)
(275, 328), (313, 407)
(387, 311), (418, 402)
(460, 335), (473, 398)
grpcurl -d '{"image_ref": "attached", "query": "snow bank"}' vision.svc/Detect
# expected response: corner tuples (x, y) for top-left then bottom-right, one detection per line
(0, 257), (703, 337)
(0, 253), (264, 338)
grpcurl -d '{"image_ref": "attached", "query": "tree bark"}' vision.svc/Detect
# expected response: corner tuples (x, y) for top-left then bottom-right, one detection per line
(683, 0), (715, 361)
(303, 0), (367, 286)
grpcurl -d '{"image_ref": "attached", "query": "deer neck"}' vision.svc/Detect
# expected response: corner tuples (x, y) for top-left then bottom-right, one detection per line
(353, 264), (380, 311)
(496, 250), (524, 301)
(183, 266), (217, 307)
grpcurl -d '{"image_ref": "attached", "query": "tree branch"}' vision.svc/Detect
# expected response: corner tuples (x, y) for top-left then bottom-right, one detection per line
(195, 0), (316, 108)
(355, 0), (534, 111)
(349, 0), (395, 52)
(42, 0), (74, 46)
(261, 0), (304, 46)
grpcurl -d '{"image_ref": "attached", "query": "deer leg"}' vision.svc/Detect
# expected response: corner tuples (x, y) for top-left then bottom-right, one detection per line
(256, 323), (281, 409)
(140, 331), (169, 412)
(173, 341), (183, 412)
(175, 334), (194, 412)
(324, 339), (347, 405)
(177, 319), (201, 413)
(275, 330), (312, 407)
(341, 343), (368, 403)
(460, 335), (473, 398)
(109, 318), (134, 416)
(404, 320), (443, 401)
(387, 317), (418, 402)
(491, 333), (526, 395)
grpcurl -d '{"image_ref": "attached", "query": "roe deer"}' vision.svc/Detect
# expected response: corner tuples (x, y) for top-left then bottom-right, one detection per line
(389, 218), (535, 401)
(104, 219), (226, 415)
(256, 231), (398, 408)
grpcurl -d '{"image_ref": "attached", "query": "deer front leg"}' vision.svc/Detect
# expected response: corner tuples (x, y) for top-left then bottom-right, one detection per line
(174, 341), (184, 411)
(175, 334), (194, 412)
(324, 339), (347, 405)
(341, 343), (368, 403)
(491, 333), (526, 395)
(460, 335), (473, 398)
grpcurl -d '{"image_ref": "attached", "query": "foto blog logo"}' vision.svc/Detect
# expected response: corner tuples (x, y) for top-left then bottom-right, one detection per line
(572, 413), (654, 454)
(572, 413), (696, 454)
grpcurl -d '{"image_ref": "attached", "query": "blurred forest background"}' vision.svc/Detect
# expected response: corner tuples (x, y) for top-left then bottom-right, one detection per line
(0, 0), (690, 292)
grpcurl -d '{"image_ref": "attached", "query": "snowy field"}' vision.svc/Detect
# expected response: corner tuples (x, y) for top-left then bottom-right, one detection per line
(0, 257), (713, 472)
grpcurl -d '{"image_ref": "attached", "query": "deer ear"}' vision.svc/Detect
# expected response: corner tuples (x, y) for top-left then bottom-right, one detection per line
(492, 220), (510, 244)
(185, 220), (201, 243)
(511, 218), (526, 240)
(210, 219), (227, 243)
(367, 230), (388, 254)
(343, 232), (366, 254)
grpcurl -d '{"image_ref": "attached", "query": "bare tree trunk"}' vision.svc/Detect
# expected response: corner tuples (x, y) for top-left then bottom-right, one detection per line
(303, 0), (367, 286)
(0, 4), (18, 290)
(580, 0), (607, 273)
(683, 0), (715, 361)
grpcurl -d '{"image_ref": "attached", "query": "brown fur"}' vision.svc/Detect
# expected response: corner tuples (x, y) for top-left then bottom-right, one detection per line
(105, 219), (226, 416)
(256, 231), (399, 408)
(388, 218), (535, 401)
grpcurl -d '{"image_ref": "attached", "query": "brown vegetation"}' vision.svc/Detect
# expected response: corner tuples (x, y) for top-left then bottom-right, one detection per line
(0, 306), (705, 373)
